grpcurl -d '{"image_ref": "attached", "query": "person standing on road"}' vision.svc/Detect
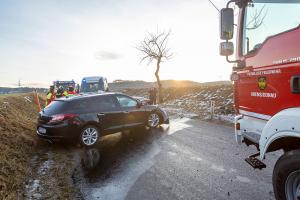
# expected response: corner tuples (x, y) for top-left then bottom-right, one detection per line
(149, 88), (154, 105)
(148, 87), (157, 105)
(46, 85), (56, 106)
(152, 87), (157, 105)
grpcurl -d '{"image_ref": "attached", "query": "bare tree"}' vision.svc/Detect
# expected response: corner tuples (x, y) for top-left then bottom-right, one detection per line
(246, 4), (267, 30)
(137, 30), (173, 103)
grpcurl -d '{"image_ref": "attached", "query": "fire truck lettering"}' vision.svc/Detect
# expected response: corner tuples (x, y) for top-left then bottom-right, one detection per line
(247, 69), (281, 76)
(250, 92), (277, 98)
(273, 56), (300, 65)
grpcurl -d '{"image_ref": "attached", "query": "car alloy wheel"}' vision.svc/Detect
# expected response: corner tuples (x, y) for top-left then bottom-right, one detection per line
(81, 126), (99, 146)
(148, 113), (160, 128)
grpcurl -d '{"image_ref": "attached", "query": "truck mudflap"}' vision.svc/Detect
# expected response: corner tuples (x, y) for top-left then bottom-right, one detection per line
(245, 152), (266, 170)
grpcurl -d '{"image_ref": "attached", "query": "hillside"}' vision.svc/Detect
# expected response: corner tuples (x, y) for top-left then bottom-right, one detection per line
(121, 82), (234, 122)
(0, 87), (46, 95)
(108, 80), (214, 91)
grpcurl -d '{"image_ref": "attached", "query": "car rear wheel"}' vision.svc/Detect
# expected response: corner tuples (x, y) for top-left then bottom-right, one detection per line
(80, 126), (99, 146)
(273, 149), (300, 200)
(147, 112), (160, 128)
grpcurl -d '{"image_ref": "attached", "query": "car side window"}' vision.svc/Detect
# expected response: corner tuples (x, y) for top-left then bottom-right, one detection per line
(116, 95), (137, 108)
(69, 96), (118, 113)
(96, 96), (119, 111)
(69, 99), (94, 113)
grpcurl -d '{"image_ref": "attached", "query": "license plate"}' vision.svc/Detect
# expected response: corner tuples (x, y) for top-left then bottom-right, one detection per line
(38, 127), (46, 134)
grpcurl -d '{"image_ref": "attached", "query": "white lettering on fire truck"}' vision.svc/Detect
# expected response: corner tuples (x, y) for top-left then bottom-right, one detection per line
(250, 92), (277, 98)
(273, 56), (300, 65)
(247, 69), (281, 76)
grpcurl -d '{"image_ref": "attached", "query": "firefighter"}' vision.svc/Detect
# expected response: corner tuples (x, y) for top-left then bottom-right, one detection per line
(62, 89), (68, 97)
(67, 85), (76, 96)
(75, 84), (80, 94)
(56, 86), (64, 98)
(46, 85), (56, 106)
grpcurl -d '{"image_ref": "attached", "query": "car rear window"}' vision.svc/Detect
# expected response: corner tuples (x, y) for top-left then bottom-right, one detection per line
(43, 100), (69, 115)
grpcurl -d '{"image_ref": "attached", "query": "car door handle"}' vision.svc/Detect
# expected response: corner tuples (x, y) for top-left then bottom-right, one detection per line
(97, 113), (105, 117)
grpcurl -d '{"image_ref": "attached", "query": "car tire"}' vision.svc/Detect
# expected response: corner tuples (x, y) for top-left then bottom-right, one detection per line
(80, 125), (99, 147)
(273, 149), (300, 200)
(147, 112), (161, 128)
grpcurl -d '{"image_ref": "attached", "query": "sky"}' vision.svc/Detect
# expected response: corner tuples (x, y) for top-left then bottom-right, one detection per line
(0, 0), (232, 87)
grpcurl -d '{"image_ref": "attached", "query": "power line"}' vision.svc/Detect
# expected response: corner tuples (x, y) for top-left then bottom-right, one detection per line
(207, 0), (220, 12)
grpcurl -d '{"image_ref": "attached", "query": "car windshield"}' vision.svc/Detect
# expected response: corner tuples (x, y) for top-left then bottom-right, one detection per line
(81, 83), (104, 93)
(243, 2), (300, 54)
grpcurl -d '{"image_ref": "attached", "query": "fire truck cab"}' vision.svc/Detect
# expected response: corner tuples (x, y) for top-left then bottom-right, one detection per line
(219, 0), (300, 199)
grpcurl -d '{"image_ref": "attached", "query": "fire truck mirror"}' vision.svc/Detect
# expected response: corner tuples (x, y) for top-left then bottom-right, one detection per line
(220, 42), (234, 56)
(220, 8), (234, 40)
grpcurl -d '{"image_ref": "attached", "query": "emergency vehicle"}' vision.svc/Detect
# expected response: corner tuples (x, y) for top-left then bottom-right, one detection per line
(80, 76), (109, 93)
(53, 80), (76, 91)
(219, 0), (300, 199)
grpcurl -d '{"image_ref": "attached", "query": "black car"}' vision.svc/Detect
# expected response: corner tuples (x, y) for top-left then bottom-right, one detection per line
(37, 93), (169, 146)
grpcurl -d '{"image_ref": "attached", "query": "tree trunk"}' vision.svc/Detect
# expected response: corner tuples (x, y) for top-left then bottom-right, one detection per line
(155, 58), (163, 103)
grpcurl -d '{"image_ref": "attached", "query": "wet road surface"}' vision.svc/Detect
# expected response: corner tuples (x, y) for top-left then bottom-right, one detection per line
(78, 118), (279, 200)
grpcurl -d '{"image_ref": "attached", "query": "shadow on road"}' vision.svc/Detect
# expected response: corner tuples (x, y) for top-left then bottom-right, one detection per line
(80, 126), (169, 180)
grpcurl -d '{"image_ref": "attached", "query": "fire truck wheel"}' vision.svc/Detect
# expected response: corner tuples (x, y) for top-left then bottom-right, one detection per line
(273, 149), (300, 200)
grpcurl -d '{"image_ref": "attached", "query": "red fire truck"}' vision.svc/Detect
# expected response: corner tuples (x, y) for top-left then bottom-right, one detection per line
(219, 0), (300, 199)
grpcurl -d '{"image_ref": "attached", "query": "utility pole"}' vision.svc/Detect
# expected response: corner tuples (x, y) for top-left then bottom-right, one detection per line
(18, 79), (21, 87)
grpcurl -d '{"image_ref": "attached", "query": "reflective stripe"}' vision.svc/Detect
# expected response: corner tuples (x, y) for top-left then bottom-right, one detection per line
(239, 109), (272, 120)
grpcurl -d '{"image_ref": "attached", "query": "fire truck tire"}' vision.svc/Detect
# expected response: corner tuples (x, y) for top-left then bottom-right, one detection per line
(273, 149), (300, 200)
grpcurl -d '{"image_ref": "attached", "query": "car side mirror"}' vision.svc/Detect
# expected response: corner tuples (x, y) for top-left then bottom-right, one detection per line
(220, 41), (234, 56)
(220, 8), (234, 40)
(136, 100), (142, 108)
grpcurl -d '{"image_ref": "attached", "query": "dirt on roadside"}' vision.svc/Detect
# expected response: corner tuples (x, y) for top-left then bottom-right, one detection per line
(0, 93), (81, 199)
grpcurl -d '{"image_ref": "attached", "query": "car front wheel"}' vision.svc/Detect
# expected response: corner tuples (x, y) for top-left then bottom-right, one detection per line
(80, 126), (99, 146)
(147, 112), (160, 128)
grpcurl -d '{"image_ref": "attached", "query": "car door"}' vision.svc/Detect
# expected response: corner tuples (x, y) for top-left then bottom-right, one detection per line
(94, 95), (124, 133)
(115, 94), (146, 128)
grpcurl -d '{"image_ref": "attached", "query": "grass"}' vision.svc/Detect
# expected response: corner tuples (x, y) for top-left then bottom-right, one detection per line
(0, 93), (43, 199)
(0, 92), (81, 199)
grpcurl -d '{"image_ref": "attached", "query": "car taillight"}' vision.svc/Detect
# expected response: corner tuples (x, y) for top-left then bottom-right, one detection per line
(50, 114), (77, 122)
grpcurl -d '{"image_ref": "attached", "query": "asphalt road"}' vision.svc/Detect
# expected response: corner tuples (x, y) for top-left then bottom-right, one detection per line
(78, 118), (280, 200)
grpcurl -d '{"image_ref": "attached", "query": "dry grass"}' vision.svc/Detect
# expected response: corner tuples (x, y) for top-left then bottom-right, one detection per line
(122, 84), (233, 104)
(0, 93), (44, 199)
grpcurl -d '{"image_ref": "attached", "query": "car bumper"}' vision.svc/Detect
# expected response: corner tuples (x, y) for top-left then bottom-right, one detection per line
(36, 131), (64, 141)
(36, 122), (80, 140)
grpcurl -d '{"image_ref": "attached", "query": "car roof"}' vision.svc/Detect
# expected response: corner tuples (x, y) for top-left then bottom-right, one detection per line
(55, 92), (123, 102)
